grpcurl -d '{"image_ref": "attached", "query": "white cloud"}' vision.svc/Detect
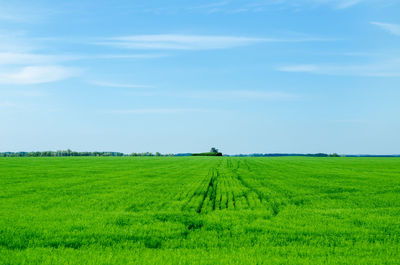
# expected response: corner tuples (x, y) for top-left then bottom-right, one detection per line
(90, 81), (153, 88)
(98, 34), (333, 50)
(278, 65), (319, 73)
(0, 38), (165, 85)
(0, 52), (75, 65)
(0, 102), (18, 108)
(119, 89), (299, 102)
(0, 13), (20, 21)
(0, 52), (168, 65)
(106, 108), (209, 114)
(371, 22), (400, 36)
(0, 32), (82, 85)
(0, 5), (24, 21)
(188, 1), (230, 11)
(0, 66), (80, 85)
(334, 119), (368, 123)
(0, 31), (35, 53)
(94, 54), (169, 59)
(0, 2), (51, 23)
(187, 1), (236, 13)
(335, 0), (363, 9)
(183, 0), (365, 13)
(0, 51), (164, 85)
(100, 34), (267, 50)
(282, 0), (365, 9)
(277, 60), (400, 77)
(186, 90), (298, 101)
(144, 0), (365, 15)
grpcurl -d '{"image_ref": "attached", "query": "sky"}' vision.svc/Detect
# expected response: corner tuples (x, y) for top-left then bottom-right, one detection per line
(0, 0), (399, 155)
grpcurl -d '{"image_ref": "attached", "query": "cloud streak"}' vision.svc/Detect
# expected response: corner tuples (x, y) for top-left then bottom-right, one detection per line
(183, 0), (365, 14)
(120, 89), (300, 102)
(0, 32), (168, 85)
(0, 102), (18, 108)
(371, 22), (400, 36)
(98, 34), (333, 50)
(186, 90), (298, 101)
(278, 60), (400, 77)
(0, 66), (80, 85)
(0, 52), (169, 65)
(0, 52), (76, 65)
(99, 34), (267, 50)
(106, 108), (210, 114)
(90, 81), (153, 88)
(333, 0), (364, 9)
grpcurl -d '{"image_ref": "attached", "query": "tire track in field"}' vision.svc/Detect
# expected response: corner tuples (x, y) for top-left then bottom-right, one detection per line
(182, 158), (286, 216)
(181, 168), (213, 211)
(197, 168), (219, 213)
(189, 160), (239, 213)
(229, 159), (286, 216)
(183, 158), (255, 213)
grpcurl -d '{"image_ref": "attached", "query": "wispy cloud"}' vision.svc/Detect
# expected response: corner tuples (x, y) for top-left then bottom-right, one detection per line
(0, 31), (35, 52)
(0, 31), (169, 86)
(183, 0), (365, 14)
(0, 31), (82, 85)
(0, 12), (20, 21)
(0, 101), (18, 108)
(0, 3), (48, 23)
(98, 34), (333, 50)
(186, 90), (299, 101)
(99, 34), (267, 50)
(120, 89), (299, 102)
(278, 65), (319, 73)
(105, 108), (210, 114)
(0, 52), (169, 65)
(0, 51), (164, 85)
(0, 66), (80, 85)
(277, 59), (400, 77)
(102, 90), (296, 115)
(333, 0), (364, 9)
(371, 22), (400, 36)
(90, 81), (153, 88)
(0, 4), (26, 22)
(276, 0), (365, 10)
(187, 1), (231, 13)
(334, 119), (368, 123)
(0, 52), (77, 65)
(94, 54), (169, 59)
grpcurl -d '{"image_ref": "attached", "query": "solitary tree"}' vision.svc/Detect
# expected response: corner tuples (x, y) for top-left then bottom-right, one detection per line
(210, 147), (219, 154)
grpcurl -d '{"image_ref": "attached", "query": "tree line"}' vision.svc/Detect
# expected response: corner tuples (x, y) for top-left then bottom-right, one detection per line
(0, 150), (171, 157)
(228, 153), (339, 157)
(1, 150), (396, 158)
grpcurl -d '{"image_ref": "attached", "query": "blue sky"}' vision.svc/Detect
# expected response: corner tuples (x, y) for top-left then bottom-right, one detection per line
(0, 0), (399, 154)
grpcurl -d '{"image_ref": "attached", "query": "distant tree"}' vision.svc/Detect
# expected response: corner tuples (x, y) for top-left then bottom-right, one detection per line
(155, 152), (161, 156)
(210, 147), (219, 154)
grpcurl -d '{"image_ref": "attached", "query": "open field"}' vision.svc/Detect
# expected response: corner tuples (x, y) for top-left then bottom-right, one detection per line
(1, 157), (400, 264)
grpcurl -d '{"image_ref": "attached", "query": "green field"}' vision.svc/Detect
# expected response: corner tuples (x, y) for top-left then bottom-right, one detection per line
(1, 157), (400, 264)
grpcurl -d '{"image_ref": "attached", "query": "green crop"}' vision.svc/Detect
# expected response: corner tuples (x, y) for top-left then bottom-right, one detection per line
(0, 157), (399, 264)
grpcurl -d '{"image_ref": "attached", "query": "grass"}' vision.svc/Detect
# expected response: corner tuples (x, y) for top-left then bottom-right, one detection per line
(0, 156), (399, 264)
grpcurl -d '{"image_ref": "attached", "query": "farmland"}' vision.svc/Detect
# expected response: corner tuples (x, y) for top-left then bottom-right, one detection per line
(0, 157), (400, 264)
